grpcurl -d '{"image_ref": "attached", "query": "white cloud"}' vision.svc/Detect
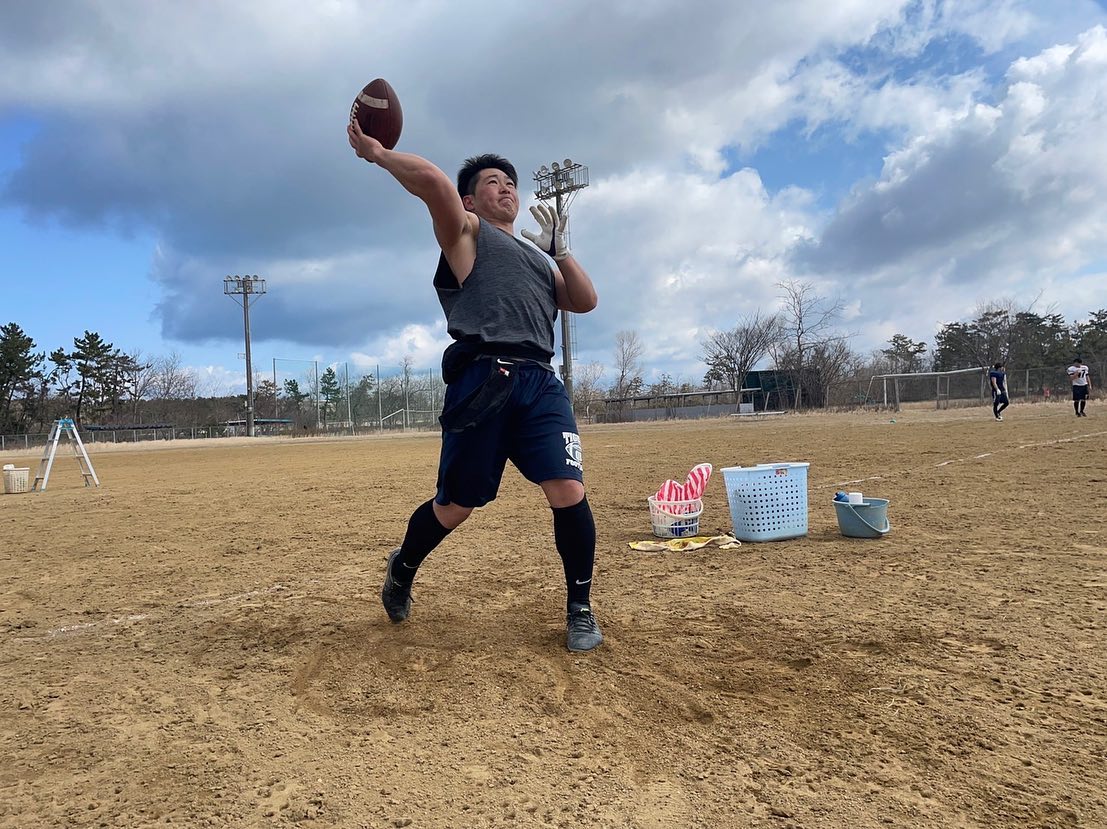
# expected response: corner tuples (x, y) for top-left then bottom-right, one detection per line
(793, 25), (1107, 351)
(351, 322), (450, 377)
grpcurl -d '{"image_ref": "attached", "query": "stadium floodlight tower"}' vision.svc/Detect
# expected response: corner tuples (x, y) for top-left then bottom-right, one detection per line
(223, 274), (266, 437)
(532, 158), (588, 409)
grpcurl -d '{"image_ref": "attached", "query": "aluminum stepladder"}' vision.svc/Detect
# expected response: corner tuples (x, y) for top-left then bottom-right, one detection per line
(32, 418), (101, 491)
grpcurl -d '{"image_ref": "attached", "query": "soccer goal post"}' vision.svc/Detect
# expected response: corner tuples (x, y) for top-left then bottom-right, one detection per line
(865, 367), (987, 412)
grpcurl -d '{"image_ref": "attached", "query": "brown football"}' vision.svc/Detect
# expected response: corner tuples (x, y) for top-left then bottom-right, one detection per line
(350, 78), (403, 149)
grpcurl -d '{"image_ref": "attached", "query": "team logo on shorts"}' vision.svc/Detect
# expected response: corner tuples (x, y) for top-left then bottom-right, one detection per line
(563, 432), (583, 470)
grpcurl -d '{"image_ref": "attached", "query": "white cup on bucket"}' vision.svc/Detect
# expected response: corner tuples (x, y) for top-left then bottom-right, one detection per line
(848, 491), (864, 505)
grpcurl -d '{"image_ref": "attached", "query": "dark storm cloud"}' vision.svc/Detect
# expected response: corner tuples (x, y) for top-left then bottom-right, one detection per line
(4, 0), (818, 352)
(149, 241), (443, 349)
(3, 0), (1106, 375)
(0, 0), (868, 263)
(793, 123), (1017, 277)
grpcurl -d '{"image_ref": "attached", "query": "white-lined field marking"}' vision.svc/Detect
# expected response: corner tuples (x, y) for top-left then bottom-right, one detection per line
(182, 585), (290, 609)
(11, 584), (294, 643)
(28, 614), (150, 638)
(817, 428), (1107, 490)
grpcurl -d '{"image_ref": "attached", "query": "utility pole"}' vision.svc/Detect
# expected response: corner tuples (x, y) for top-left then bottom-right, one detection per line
(532, 158), (589, 410)
(223, 274), (266, 437)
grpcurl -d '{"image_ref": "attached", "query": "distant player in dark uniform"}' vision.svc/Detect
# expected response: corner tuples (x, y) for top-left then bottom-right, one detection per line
(1067, 358), (1091, 417)
(348, 120), (603, 652)
(989, 362), (1009, 421)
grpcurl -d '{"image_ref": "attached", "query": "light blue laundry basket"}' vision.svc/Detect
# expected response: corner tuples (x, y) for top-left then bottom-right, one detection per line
(721, 463), (809, 542)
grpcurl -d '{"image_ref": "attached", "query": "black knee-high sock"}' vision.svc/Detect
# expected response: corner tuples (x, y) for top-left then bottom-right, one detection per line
(391, 499), (452, 583)
(552, 496), (596, 607)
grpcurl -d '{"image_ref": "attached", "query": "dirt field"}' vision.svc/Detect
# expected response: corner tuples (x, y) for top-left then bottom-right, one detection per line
(1, 404), (1105, 829)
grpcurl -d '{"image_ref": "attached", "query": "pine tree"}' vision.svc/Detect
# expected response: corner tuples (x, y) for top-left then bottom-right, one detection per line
(0, 323), (43, 432)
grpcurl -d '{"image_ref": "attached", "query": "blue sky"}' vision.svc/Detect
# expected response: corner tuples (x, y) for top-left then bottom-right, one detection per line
(3, 0), (1107, 394)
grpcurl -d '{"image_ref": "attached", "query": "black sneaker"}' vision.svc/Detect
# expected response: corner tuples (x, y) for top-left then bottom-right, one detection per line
(381, 548), (412, 623)
(566, 603), (603, 652)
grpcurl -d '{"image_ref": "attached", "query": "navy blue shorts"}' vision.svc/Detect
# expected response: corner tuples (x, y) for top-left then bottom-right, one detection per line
(1073, 385), (1089, 401)
(435, 358), (583, 508)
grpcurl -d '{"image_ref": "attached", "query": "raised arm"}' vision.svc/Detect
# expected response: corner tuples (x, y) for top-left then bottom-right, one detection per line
(347, 121), (475, 255)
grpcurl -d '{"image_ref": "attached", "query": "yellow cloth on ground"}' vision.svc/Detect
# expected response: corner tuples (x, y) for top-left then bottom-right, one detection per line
(628, 534), (741, 552)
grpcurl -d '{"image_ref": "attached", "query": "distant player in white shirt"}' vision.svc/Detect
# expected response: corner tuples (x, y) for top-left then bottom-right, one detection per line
(1066, 358), (1091, 417)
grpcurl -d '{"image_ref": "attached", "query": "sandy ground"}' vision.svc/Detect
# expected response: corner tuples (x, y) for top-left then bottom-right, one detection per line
(1, 403), (1105, 829)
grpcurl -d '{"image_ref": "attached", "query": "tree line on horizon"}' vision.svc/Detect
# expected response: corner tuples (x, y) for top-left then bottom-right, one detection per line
(2, 282), (1105, 434)
(581, 282), (1105, 417)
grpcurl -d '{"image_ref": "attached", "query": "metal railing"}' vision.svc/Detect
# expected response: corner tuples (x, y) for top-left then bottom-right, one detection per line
(0, 426), (224, 452)
(1, 409), (448, 452)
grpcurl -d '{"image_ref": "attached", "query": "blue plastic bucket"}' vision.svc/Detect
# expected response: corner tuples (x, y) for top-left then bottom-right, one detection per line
(833, 498), (890, 538)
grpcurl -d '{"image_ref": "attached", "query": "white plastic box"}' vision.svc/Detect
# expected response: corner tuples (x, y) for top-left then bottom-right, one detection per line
(3, 467), (30, 494)
(721, 463), (809, 542)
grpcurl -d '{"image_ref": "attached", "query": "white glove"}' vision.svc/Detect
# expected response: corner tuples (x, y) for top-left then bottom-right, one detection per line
(521, 203), (570, 261)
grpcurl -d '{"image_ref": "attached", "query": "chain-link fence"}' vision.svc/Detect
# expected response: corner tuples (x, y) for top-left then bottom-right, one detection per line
(3, 363), (1095, 442)
(0, 409), (451, 453)
(588, 363), (1097, 422)
(0, 425), (225, 452)
(265, 358), (445, 431)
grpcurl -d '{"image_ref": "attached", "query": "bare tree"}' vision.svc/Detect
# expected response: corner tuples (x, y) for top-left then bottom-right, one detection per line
(807, 339), (860, 407)
(377, 374), (406, 427)
(775, 279), (846, 409)
(701, 311), (781, 393)
(124, 350), (156, 422)
(399, 355), (416, 428)
(572, 361), (605, 420)
(150, 352), (199, 401)
(405, 367), (445, 420)
(611, 330), (644, 400)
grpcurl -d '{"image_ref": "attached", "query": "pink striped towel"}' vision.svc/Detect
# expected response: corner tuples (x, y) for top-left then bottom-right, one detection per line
(655, 463), (713, 510)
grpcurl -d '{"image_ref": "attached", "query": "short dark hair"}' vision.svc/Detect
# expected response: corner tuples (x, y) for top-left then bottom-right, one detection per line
(993, 362), (1004, 370)
(457, 154), (518, 197)
(1074, 357), (1083, 364)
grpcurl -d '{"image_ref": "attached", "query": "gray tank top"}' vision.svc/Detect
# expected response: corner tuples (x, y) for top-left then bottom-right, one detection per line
(434, 218), (558, 362)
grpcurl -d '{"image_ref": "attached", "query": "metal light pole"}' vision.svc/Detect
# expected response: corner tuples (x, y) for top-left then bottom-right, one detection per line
(223, 274), (267, 437)
(532, 158), (588, 410)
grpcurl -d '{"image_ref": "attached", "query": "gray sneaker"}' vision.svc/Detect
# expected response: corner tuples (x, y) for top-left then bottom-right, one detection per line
(381, 548), (412, 623)
(566, 603), (603, 652)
